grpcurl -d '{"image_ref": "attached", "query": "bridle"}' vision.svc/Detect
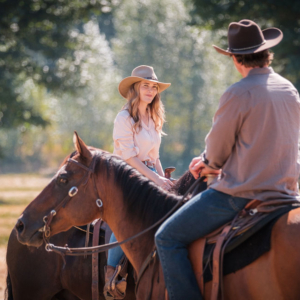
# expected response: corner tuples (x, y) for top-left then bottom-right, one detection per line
(42, 153), (203, 256)
(42, 152), (204, 297)
(42, 155), (103, 248)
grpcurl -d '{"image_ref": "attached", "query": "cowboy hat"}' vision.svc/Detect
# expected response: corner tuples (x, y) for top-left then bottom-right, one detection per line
(213, 19), (283, 56)
(118, 65), (171, 99)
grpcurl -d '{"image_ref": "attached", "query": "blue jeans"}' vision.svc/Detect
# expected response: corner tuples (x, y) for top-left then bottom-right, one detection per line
(107, 164), (158, 267)
(155, 188), (250, 300)
(107, 233), (125, 267)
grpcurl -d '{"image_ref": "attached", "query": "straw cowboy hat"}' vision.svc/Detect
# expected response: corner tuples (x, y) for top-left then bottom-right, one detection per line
(118, 65), (171, 99)
(213, 19), (283, 56)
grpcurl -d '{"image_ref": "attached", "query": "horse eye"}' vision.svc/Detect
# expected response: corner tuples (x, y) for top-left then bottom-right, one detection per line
(57, 177), (68, 185)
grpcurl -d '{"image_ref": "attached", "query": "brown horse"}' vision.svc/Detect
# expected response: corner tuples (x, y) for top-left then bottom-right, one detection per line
(6, 147), (196, 300)
(6, 226), (94, 300)
(14, 133), (300, 299)
(5, 225), (137, 300)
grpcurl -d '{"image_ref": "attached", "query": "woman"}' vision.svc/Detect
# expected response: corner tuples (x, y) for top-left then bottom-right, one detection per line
(104, 65), (173, 299)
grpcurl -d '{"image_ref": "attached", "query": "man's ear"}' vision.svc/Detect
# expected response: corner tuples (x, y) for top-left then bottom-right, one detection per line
(73, 131), (92, 162)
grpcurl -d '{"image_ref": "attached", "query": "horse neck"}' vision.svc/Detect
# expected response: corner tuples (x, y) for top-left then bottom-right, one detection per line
(98, 167), (179, 273)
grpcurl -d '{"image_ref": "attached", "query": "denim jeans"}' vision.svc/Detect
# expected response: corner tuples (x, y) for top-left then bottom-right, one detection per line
(107, 233), (125, 267)
(155, 188), (250, 300)
(107, 164), (158, 267)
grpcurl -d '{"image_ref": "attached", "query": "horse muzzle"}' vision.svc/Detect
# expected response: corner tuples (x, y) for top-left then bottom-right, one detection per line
(15, 216), (44, 247)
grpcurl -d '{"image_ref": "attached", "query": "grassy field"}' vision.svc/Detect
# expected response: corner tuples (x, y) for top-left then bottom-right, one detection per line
(0, 173), (51, 300)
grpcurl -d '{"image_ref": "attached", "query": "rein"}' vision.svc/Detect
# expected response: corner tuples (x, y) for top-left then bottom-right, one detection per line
(44, 155), (204, 256)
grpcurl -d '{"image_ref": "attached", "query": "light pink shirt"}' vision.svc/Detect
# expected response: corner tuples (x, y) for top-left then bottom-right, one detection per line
(113, 110), (161, 163)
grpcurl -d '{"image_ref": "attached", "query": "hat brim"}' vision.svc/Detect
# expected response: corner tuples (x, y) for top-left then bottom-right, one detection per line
(118, 76), (171, 99)
(213, 28), (283, 56)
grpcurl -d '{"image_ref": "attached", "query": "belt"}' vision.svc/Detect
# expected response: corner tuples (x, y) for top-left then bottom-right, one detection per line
(142, 161), (156, 169)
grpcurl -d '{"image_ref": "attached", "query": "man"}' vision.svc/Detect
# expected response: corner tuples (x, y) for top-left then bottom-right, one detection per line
(155, 19), (300, 299)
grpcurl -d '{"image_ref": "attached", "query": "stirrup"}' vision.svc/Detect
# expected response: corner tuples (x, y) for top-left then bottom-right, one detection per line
(104, 265), (127, 300)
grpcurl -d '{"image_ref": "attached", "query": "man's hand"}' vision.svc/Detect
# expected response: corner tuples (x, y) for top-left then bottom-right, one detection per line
(189, 156), (221, 179)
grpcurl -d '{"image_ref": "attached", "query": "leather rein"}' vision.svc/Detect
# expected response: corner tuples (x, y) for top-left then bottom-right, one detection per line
(43, 154), (203, 257)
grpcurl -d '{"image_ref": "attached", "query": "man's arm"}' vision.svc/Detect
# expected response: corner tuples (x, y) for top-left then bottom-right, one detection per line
(204, 89), (246, 169)
(189, 88), (247, 178)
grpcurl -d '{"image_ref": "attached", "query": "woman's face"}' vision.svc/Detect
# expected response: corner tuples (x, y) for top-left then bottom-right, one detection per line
(139, 80), (158, 104)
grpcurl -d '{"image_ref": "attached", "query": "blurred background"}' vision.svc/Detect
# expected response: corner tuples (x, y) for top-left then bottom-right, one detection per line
(0, 0), (299, 295)
(1, 0), (299, 176)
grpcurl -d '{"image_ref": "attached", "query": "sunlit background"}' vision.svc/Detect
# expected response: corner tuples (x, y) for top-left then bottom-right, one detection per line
(1, 0), (299, 175)
(0, 0), (299, 296)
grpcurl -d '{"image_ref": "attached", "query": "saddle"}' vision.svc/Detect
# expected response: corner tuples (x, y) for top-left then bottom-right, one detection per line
(188, 199), (300, 300)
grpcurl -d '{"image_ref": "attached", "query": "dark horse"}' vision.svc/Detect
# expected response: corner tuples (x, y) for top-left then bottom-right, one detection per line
(14, 133), (300, 299)
(5, 226), (137, 300)
(5, 145), (196, 300)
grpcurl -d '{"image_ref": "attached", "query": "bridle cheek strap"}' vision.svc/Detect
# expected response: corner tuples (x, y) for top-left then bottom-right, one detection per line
(43, 156), (101, 244)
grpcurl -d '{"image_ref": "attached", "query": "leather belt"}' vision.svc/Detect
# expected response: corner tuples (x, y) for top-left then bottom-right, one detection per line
(142, 161), (156, 169)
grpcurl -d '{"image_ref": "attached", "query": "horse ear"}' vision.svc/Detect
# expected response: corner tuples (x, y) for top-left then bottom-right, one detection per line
(73, 131), (92, 161)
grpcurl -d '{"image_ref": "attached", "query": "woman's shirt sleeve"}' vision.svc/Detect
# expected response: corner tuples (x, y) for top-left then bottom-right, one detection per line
(113, 112), (140, 160)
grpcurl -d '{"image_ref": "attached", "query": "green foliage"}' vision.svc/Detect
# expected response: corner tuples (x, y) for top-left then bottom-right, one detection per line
(0, 0), (241, 175)
(50, 20), (121, 155)
(0, 0), (112, 129)
(190, 0), (300, 89)
(0, 20), (120, 171)
(112, 0), (238, 173)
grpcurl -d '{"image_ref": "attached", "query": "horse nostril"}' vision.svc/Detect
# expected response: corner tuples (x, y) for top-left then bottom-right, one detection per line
(16, 219), (25, 234)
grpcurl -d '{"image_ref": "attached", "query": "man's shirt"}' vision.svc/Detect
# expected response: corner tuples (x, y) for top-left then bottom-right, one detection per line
(205, 67), (300, 201)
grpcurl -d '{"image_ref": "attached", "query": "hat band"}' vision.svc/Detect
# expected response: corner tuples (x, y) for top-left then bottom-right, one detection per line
(143, 76), (158, 81)
(228, 40), (266, 52)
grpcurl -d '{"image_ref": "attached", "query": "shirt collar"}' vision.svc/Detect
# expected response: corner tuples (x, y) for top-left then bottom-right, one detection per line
(247, 67), (274, 76)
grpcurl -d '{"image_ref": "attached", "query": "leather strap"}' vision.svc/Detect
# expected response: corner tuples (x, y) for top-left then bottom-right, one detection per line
(135, 249), (156, 295)
(84, 223), (91, 259)
(92, 219), (102, 300)
(47, 176), (206, 256)
(189, 238), (207, 295)
(211, 225), (232, 300)
(105, 225), (113, 260)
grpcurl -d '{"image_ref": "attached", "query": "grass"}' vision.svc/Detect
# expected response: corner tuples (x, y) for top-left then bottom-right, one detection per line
(0, 174), (50, 246)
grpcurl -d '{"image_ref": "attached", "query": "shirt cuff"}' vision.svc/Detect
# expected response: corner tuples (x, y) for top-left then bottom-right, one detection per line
(201, 152), (220, 170)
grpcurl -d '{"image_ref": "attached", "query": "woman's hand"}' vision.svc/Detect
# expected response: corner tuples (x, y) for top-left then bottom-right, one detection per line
(155, 175), (174, 190)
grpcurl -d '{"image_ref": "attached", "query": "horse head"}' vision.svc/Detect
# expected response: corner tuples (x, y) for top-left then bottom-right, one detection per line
(15, 132), (106, 247)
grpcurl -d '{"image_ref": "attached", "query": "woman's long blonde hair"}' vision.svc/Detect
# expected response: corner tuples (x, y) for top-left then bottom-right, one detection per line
(122, 81), (166, 133)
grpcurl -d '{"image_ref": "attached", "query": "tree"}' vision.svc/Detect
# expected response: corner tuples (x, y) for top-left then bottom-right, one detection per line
(190, 0), (300, 89)
(0, 19), (120, 171)
(112, 0), (237, 174)
(0, 0), (113, 129)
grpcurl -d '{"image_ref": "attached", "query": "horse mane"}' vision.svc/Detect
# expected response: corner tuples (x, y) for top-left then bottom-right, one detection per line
(170, 170), (196, 195)
(96, 152), (182, 229)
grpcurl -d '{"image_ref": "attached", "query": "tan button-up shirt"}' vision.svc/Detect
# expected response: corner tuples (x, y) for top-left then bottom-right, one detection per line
(113, 110), (161, 164)
(205, 67), (300, 201)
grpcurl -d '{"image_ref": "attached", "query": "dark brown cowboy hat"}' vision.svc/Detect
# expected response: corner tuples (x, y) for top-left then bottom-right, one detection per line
(213, 19), (283, 56)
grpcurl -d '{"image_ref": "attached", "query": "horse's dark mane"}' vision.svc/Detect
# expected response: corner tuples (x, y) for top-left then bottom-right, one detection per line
(95, 152), (182, 228)
(170, 170), (196, 195)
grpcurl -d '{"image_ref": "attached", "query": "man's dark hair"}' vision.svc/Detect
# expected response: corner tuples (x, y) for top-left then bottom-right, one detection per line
(233, 50), (274, 68)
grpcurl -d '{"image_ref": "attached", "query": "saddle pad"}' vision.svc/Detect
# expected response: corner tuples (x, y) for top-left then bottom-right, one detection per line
(203, 205), (297, 283)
